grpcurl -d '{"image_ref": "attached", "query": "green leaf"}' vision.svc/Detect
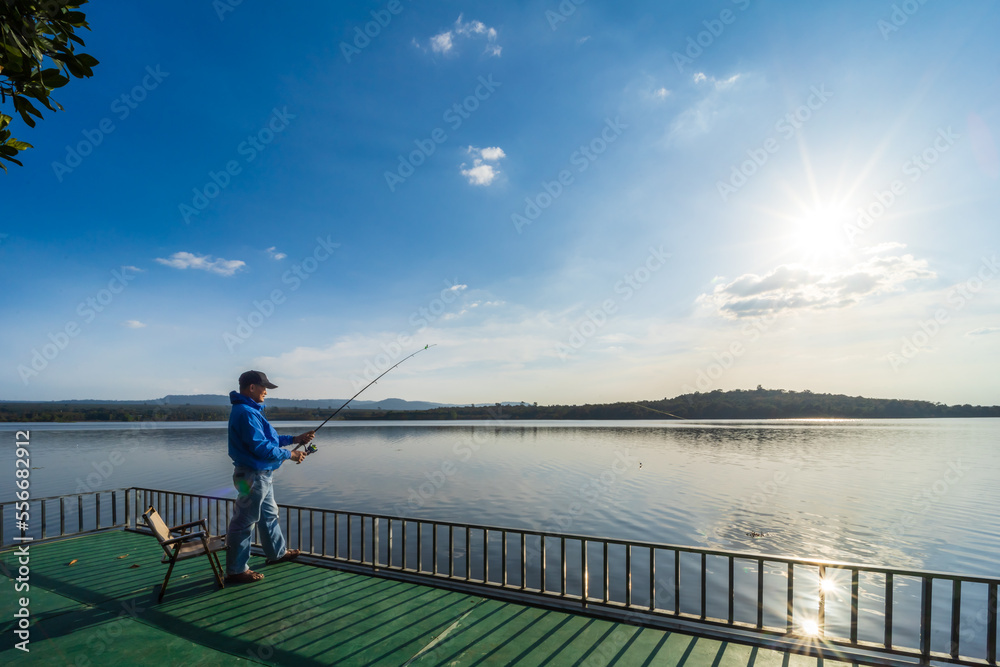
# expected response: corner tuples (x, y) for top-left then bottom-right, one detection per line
(0, 153), (25, 167)
(5, 139), (33, 150)
(63, 57), (89, 79)
(13, 98), (39, 127)
(13, 95), (44, 118)
(40, 68), (70, 88)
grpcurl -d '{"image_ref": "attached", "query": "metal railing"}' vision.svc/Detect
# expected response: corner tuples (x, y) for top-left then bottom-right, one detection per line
(4, 487), (998, 666)
(1, 488), (128, 546)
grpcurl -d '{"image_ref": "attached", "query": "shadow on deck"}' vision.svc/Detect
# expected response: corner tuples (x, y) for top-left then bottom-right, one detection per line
(1, 531), (869, 666)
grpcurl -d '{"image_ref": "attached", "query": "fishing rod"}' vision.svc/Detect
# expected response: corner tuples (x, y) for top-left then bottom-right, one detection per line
(294, 344), (437, 454)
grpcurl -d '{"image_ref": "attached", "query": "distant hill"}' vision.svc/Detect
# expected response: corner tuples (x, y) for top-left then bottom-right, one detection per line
(0, 395), (451, 410)
(334, 388), (1000, 421)
(0, 395), (453, 423)
(1, 388), (997, 422)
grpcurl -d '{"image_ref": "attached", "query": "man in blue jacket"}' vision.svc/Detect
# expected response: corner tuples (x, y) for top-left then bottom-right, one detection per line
(225, 370), (315, 583)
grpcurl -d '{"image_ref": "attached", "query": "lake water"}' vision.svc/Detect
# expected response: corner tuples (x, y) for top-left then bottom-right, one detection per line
(3, 418), (997, 579)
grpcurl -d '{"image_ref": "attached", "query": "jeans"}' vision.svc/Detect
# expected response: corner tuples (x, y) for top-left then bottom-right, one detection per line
(225, 467), (287, 575)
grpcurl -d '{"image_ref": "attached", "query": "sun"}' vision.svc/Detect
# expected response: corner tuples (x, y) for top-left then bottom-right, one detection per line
(788, 204), (854, 263)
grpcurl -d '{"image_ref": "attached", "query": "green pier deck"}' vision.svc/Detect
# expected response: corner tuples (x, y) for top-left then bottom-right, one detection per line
(1, 531), (864, 666)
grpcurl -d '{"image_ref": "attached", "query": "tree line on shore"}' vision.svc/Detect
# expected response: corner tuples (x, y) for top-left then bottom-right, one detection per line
(2, 388), (998, 422)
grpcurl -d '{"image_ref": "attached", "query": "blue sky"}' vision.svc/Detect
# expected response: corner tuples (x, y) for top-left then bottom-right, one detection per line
(3, 0), (999, 406)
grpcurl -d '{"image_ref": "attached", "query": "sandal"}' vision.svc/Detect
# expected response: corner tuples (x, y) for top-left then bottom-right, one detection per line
(266, 549), (300, 565)
(225, 569), (265, 584)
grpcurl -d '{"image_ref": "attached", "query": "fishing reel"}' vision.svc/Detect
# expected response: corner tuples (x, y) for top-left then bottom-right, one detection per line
(304, 443), (318, 455)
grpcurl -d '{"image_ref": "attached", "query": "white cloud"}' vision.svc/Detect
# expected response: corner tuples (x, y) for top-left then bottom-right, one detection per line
(123, 320), (146, 329)
(461, 146), (506, 186)
(700, 253), (936, 319)
(967, 327), (1000, 336)
(155, 251), (246, 277)
(479, 146), (506, 161)
(427, 15), (501, 57)
(430, 32), (453, 53)
(653, 87), (670, 99)
(668, 71), (747, 142)
(693, 71), (741, 90)
(462, 163), (498, 186)
(266, 246), (287, 260)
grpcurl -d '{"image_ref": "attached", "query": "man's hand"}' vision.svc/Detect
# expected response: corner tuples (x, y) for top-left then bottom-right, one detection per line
(293, 431), (316, 446)
(290, 450), (307, 464)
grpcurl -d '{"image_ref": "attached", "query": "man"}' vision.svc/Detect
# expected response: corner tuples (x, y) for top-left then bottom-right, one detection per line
(225, 370), (315, 583)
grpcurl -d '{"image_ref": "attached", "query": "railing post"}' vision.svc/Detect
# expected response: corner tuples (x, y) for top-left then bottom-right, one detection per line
(560, 537), (566, 597)
(348, 515), (354, 562)
(650, 548), (656, 611)
(818, 564), (826, 638)
(950, 579), (961, 660)
(850, 568), (859, 644)
(920, 576), (932, 663)
(756, 559), (764, 629)
(727, 556), (734, 625)
(540, 535), (547, 593)
(520, 533), (526, 591)
(787, 562), (795, 634)
(885, 572), (894, 650)
(700, 552), (707, 620)
(625, 544), (632, 608)
(604, 541), (610, 605)
(987, 582), (997, 666)
(674, 550), (680, 616)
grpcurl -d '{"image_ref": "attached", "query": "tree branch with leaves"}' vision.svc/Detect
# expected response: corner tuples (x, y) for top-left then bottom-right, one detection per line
(0, 0), (98, 171)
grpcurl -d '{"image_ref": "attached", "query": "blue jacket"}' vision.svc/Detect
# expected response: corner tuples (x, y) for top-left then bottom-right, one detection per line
(228, 391), (294, 470)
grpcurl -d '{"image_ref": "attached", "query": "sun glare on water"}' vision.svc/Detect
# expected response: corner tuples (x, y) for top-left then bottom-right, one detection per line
(801, 619), (821, 636)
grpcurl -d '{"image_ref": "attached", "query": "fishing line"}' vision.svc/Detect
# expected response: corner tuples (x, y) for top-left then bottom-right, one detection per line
(628, 402), (687, 420)
(294, 344), (437, 454)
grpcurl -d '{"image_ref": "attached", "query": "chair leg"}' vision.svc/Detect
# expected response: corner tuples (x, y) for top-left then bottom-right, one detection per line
(215, 552), (226, 588)
(206, 552), (225, 589)
(159, 557), (178, 603)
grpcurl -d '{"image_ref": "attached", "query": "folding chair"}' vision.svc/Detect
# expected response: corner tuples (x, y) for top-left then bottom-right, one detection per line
(142, 506), (226, 602)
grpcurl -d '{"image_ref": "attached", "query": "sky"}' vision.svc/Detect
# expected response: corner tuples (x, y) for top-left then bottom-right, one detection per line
(2, 0), (999, 406)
